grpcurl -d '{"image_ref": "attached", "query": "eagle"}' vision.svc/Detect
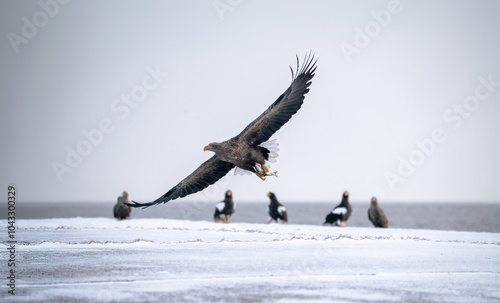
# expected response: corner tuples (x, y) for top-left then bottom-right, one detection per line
(368, 197), (388, 228)
(113, 191), (132, 220)
(267, 192), (288, 224)
(324, 191), (352, 226)
(214, 190), (235, 223)
(128, 53), (317, 208)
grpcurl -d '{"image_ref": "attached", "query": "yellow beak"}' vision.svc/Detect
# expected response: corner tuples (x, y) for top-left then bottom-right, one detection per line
(204, 145), (211, 151)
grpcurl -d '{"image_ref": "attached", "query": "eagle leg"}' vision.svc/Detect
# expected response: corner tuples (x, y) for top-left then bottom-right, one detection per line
(262, 164), (270, 174)
(253, 163), (266, 180)
(254, 163), (265, 174)
(254, 172), (266, 181)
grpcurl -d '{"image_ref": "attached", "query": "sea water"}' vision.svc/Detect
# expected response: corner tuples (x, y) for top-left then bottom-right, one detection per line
(3, 201), (499, 233)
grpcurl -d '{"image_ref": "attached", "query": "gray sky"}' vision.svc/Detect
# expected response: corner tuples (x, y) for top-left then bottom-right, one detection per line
(1, 0), (499, 204)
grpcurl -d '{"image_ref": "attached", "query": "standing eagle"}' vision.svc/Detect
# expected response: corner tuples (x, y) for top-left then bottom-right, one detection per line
(128, 53), (317, 208)
(368, 197), (388, 228)
(267, 192), (288, 224)
(214, 190), (235, 223)
(324, 191), (352, 226)
(113, 191), (132, 220)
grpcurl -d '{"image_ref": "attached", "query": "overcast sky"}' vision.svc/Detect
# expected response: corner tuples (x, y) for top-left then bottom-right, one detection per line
(1, 0), (499, 205)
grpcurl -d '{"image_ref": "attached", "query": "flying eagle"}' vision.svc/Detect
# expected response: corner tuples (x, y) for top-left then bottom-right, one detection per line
(128, 53), (317, 208)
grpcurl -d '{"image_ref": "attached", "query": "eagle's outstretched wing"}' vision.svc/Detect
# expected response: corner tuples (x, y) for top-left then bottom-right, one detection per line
(127, 156), (234, 208)
(129, 53), (317, 209)
(236, 52), (317, 146)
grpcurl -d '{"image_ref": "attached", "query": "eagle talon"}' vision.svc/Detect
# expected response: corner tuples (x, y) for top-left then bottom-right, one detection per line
(262, 164), (270, 174)
(255, 172), (266, 181)
(254, 163), (265, 175)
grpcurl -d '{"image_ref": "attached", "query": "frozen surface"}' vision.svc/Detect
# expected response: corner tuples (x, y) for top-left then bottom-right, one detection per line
(1, 218), (500, 302)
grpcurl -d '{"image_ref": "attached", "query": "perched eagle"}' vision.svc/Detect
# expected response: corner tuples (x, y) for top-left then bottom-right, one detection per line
(128, 53), (317, 208)
(267, 192), (288, 224)
(214, 190), (235, 223)
(113, 191), (132, 220)
(324, 191), (352, 226)
(368, 197), (388, 228)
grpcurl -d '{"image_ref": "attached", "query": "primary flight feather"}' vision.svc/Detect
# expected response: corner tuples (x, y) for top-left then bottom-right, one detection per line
(128, 53), (317, 208)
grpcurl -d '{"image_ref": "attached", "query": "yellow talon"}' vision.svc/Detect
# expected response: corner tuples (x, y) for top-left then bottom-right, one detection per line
(255, 172), (266, 181)
(262, 164), (270, 174)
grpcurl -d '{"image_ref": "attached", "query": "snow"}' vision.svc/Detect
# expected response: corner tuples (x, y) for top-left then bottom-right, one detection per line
(2, 218), (500, 302)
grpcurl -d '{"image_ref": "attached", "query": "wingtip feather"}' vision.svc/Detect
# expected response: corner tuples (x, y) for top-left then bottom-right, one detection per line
(291, 51), (318, 81)
(125, 200), (157, 209)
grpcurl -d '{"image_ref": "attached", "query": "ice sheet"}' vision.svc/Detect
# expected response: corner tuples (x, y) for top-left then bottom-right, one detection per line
(1, 218), (499, 302)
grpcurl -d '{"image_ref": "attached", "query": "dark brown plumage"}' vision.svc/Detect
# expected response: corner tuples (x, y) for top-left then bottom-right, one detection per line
(368, 197), (388, 228)
(128, 53), (317, 209)
(113, 191), (132, 220)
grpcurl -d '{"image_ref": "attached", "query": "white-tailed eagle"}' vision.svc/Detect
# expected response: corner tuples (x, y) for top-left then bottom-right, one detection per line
(128, 53), (317, 208)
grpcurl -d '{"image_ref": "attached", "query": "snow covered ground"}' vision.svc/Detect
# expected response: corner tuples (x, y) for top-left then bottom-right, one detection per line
(2, 218), (500, 302)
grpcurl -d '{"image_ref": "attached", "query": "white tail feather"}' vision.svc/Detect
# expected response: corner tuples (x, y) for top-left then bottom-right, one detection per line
(261, 139), (279, 167)
(233, 139), (280, 177)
